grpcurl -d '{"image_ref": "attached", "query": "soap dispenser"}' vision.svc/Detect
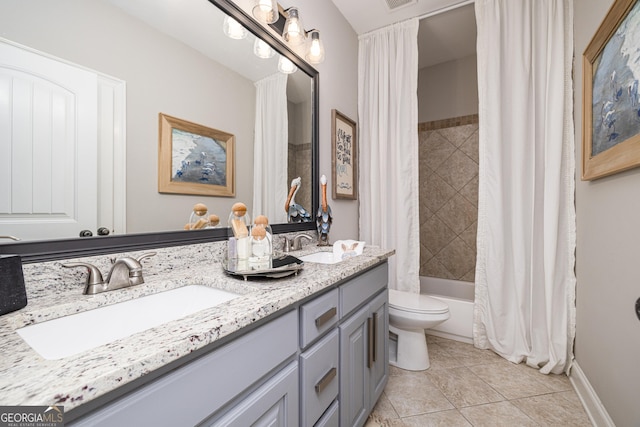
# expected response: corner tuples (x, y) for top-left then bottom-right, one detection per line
(228, 202), (251, 262)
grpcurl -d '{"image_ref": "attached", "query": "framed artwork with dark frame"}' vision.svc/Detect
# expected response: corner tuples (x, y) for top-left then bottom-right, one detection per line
(583, 0), (640, 180)
(331, 109), (358, 200)
(158, 113), (235, 197)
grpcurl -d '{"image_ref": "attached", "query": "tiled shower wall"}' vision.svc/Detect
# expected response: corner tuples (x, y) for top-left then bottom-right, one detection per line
(419, 115), (479, 282)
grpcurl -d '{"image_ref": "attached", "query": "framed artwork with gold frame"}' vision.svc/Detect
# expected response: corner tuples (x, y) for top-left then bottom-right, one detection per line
(158, 113), (235, 197)
(583, 0), (640, 180)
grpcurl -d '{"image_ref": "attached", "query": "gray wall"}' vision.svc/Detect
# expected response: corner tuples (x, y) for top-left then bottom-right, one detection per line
(574, 1), (640, 425)
(418, 55), (479, 123)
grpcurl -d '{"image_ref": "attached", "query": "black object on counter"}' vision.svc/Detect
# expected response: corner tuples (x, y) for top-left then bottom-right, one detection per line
(272, 255), (303, 269)
(0, 255), (27, 316)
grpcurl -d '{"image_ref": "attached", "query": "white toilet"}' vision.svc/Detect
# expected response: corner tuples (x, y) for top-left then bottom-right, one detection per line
(388, 289), (450, 371)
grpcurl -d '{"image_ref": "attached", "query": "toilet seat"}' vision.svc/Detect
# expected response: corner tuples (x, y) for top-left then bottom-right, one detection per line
(388, 289), (449, 315)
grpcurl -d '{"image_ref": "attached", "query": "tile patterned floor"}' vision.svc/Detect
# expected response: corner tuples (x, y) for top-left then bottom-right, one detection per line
(366, 335), (592, 427)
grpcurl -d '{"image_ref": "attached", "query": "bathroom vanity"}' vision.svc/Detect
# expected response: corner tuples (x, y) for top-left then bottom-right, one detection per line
(0, 242), (393, 426)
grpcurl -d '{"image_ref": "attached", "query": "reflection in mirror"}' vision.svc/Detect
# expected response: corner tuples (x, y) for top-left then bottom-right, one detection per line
(0, 0), (318, 259)
(0, 0), (317, 251)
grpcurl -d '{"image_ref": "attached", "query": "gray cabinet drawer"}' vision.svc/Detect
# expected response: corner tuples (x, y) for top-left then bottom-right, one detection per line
(206, 361), (299, 426)
(315, 400), (339, 427)
(340, 263), (388, 318)
(300, 288), (339, 348)
(300, 329), (339, 427)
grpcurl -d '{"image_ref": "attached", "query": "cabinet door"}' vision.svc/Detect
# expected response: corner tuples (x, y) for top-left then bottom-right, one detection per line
(369, 291), (389, 405)
(339, 305), (370, 427)
(206, 361), (298, 427)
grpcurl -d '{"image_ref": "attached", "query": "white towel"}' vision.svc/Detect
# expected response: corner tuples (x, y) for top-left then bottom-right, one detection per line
(333, 240), (365, 260)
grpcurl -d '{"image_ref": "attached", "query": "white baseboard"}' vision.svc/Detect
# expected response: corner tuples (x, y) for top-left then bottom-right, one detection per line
(569, 361), (616, 427)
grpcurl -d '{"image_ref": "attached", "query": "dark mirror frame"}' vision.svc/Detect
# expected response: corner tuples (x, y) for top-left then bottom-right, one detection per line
(0, 0), (319, 263)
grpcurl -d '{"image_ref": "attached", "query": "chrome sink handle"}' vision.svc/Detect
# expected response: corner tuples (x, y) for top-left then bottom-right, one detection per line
(137, 252), (157, 263)
(61, 262), (107, 294)
(61, 262), (104, 286)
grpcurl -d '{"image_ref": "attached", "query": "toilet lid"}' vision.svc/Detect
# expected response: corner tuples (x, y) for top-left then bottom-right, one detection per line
(388, 289), (449, 314)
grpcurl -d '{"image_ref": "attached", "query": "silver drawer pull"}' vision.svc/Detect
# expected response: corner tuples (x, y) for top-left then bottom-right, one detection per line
(315, 307), (337, 328)
(372, 312), (378, 363)
(367, 317), (373, 368)
(315, 367), (337, 394)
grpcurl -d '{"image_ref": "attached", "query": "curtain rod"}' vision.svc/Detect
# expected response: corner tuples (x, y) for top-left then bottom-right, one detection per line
(360, 0), (475, 37)
(417, 0), (474, 21)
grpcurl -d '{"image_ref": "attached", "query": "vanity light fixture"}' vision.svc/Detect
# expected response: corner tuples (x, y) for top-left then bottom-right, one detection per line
(223, 15), (248, 40)
(305, 30), (325, 64)
(254, 38), (275, 59)
(252, 0), (279, 24)
(282, 7), (306, 46)
(278, 55), (298, 74)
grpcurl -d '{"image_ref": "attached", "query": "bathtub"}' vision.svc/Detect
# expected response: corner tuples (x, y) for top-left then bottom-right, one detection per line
(419, 276), (474, 344)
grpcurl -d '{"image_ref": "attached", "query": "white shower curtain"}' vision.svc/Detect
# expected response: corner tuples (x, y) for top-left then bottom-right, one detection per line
(358, 19), (420, 293)
(474, 0), (576, 374)
(253, 73), (289, 223)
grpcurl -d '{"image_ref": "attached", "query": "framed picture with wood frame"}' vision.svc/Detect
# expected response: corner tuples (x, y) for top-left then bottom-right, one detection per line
(158, 113), (235, 196)
(331, 109), (358, 200)
(582, 0), (640, 180)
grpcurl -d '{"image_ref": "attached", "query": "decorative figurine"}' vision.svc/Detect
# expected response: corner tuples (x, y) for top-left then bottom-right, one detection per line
(285, 177), (311, 223)
(316, 174), (332, 246)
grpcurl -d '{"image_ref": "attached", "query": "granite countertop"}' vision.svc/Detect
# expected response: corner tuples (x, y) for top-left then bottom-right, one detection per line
(0, 240), (394, 411)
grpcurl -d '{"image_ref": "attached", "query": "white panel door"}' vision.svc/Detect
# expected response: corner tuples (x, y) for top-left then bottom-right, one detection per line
(0, 40), (98, 241)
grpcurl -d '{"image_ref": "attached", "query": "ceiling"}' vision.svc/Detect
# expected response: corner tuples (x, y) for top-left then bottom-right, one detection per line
(331, 0), (477, 69)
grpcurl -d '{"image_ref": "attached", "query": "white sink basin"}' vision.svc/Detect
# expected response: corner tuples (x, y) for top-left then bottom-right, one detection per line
(299, 251), (343, 264)
(16, 285), (239, 360)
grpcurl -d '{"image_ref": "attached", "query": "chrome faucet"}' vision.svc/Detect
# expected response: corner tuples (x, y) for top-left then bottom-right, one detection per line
(62, 252), (156, 295)
(282, 233), (313, 252)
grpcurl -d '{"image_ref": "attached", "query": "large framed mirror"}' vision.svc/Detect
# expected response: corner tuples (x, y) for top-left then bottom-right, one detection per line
(0, 0), (319, 262)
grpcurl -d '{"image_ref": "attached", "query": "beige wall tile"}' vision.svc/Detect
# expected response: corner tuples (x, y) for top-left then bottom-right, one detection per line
(436, 150), (478, 191)
(419, 118), (479, 285)
(436, 238), (476, 279)
(421, 215), (457, 255)
(423, 132), (457, 171)
(424, 256), (456, 279)
(459, 175), (479, 207)
(459, 128), (479, 163)
(424, 171), (457, 213)
(437, 194), (477, 235)
(438, 124), (478, 148)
